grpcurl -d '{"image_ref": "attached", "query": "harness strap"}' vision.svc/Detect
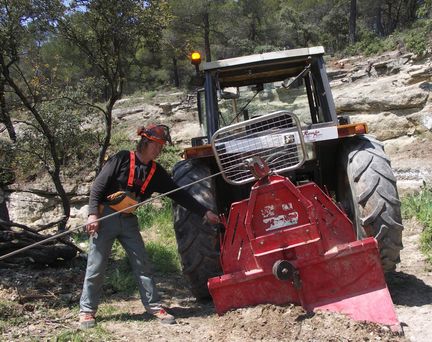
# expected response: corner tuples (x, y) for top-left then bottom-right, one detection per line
(127, 151), (135, 188)
(140, 161), (156, 194)
(127, 151), (156, 194)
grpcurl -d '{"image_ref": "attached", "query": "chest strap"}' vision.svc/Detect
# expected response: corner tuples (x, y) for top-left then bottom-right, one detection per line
(127, 151), (157, 194)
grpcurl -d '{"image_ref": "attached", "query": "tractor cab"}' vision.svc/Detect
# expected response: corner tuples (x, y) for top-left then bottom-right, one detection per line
(192, 47), (340, 146)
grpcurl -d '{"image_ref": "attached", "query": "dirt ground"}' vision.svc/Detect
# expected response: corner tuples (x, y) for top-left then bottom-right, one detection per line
(0, 217), (431, 342)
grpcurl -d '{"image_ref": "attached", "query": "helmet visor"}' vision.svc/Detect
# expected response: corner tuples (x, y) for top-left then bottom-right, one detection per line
(141, 124), (172, 145)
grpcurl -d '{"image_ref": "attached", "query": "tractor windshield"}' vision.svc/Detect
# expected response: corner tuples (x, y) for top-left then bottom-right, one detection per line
(217, 79), (318, 128)
(197, 48), (337, 139)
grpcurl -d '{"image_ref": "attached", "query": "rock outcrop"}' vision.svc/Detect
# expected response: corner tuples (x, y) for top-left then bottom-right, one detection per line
(328, 51), (432, 192)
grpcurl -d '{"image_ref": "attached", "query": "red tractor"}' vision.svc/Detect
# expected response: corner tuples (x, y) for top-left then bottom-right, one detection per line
(172, 47), (403, 328)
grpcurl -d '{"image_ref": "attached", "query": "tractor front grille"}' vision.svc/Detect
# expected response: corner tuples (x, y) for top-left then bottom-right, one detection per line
(211, 111), (306, 185)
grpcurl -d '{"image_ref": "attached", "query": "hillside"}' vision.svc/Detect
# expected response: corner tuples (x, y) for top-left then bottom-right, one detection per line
(1, 48), (432, 341)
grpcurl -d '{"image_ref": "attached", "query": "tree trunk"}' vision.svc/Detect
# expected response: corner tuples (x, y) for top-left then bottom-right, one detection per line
(96, 79), (122, 174)
(172, 56), (180, 88)
(203, 12), (212, 62)
(0, 188), (10, 223)
(50, 168), (70, 232)
(349, 0), (357, 44)
(96, 111), (111, 174)
(0, 222), (79, 266)
(375, 4), (385, 36)
(0, 79), (16, 142)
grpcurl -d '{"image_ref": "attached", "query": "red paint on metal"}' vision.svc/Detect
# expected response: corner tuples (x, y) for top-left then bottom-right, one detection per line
(208, 175), (399, 329)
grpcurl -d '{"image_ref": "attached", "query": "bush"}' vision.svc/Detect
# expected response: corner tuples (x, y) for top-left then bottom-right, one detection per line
(402, 184), (432, 263)
(344, 19), (432, 57)
(0, 300), (25, 333)
(402, 19), (432, 56)
(109, 130), (135, 154)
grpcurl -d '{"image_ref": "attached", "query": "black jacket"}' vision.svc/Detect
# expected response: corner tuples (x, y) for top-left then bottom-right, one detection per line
(88, 150), (209, 217)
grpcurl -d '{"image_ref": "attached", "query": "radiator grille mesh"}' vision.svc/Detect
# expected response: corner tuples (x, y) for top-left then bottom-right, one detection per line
(211, 111), (306, 185)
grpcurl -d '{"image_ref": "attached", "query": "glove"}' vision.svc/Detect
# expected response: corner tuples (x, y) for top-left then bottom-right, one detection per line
(203, 210), (220, 225)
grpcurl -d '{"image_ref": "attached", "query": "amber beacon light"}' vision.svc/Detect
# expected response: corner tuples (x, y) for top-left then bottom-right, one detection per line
(191, 51), (202, 65)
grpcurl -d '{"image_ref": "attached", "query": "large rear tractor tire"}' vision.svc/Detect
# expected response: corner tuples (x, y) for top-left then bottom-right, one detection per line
(172, 159), (222, 300)
(337, 135), (403, 272)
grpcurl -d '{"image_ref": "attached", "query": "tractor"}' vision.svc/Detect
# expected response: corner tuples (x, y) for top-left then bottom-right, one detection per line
(171, 46), (403, 327)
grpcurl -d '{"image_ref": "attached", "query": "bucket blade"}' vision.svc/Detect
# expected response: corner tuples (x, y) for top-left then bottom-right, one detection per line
(310, 286), (399, 328)
(298, 237), (400, 330)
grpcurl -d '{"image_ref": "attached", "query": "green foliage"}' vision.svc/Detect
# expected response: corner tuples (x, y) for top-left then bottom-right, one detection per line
(109, 130), (136, 155)
(345, 30), (390, 56)
(106, 260), (137, 295)
(145, 240), (180, 273)
(401, 19), (432, 56)
(402, 184), (432, 263)
(55, 324), (112, 342)
(12, 90), (98, 180)
(137, 198), (180, 272)
(345, 18), (432, 57)
(417, 0), (432, 18)
(157, 145), (182, 171)
(320, 4), (350, 53)
(0, 300), (26, 334)
(137, 197), (172, 230)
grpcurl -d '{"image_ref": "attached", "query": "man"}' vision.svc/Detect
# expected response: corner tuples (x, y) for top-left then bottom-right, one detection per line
(79, 124), (219, 328)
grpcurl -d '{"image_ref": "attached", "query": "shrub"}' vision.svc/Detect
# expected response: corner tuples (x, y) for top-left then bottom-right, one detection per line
(402, 19), (432, 56)
(344, 19), (432, 57)
(402, 184), (432, 263)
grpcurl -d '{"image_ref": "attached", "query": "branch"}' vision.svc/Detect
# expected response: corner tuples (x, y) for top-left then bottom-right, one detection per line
(0, 218), (84, 254)
(60, 95), (106, 115)
(35, 216), (67, 232)
(11, 64), (37, 106)
(12, 119), (44, 134)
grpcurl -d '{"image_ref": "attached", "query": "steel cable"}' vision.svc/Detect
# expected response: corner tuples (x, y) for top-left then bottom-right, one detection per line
(0, 142), (294, 261)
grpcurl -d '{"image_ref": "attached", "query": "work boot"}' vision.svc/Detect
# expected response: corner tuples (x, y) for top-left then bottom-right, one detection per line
(79, 311), (96, 329)
(145, 305), (176, 324)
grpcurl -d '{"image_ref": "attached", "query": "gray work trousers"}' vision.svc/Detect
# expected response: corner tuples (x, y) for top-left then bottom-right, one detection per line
(79, 206), (160, 313)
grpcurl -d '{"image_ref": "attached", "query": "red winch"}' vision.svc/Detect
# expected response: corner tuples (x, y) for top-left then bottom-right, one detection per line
(207, 160), (399, 330)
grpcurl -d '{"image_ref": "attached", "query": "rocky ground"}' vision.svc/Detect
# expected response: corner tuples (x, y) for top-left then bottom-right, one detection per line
(0, 218), (430, 341)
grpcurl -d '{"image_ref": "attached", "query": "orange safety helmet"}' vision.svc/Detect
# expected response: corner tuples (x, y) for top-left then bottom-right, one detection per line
(138, 124), (172, 146)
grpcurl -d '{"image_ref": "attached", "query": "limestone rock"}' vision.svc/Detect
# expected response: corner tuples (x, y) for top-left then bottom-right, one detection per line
(350, 112), (415, 140)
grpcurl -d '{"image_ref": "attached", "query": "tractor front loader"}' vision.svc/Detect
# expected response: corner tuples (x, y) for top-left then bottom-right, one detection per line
(172, 47), (403, 330)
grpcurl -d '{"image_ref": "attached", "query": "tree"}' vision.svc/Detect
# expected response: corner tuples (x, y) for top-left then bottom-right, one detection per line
(0, 0), (74, 231)
(349, 0), (357, 44)
(59, 0), (171, 172)
(169, 0), (239, 63)
(359, 0), (421, 37)
(0, 0), (85, 264)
